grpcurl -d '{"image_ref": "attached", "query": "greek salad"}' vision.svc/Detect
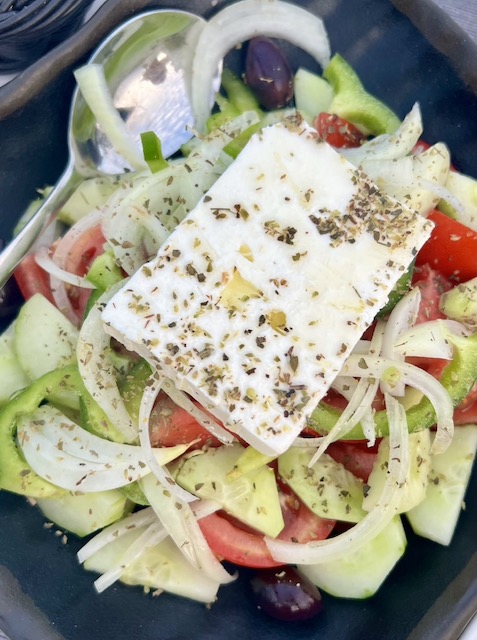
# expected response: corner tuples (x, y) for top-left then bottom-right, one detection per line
(1, 0), (477, 623)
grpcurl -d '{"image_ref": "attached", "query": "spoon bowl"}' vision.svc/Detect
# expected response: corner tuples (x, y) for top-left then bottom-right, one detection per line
(0, 9), (206, 287)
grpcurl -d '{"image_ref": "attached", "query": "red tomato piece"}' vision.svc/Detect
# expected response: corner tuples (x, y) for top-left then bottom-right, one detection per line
(326, 440), (379, 483)
(13, 254), (55, 304)
(63, 223), (107, 315)
(199, 491), (334, 569)
(412, 263), (453, 324)
(312, 113), (366, 148)
(415, 210), (477, 283)
(412, 140), (432, 156)
(149, 392), (222, 449)
(64, 224), (106, 277)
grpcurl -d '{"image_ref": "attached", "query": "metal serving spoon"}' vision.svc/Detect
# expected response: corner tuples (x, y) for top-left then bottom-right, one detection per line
(0, 9), (208, 288)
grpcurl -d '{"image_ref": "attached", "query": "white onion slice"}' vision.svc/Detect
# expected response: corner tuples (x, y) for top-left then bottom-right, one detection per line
(394, 319), (468, 359)
(140, 473), (235, 585)
(138, 369), (196, 503)
(330, 376), (358, 400)
(28, 404), (187, 467)
(160, 377), (235, 445)
(35, 246), (96, 289)
(79, 499), (222, 594)
(191, 0), (331, 131)
(266, 394), (410, 564)
(341, 103), (423, 165)
(94, 521), (168, 593)
(78, 507), (157, 563)
(17, 406), (187, 492)
(381, 287), (421, 396)
(419, 178), (466, 219)
(341, 354), (454, 454)
(74, 64), (147, 171)
(77, 284), (137, 443)
(308, 322), (385, 466)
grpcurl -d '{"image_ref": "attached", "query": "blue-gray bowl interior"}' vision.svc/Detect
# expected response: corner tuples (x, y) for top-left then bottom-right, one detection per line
(0, 1), (477, 639)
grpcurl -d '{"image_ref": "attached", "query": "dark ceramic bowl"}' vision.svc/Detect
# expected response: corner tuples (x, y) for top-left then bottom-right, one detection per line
(0, 0), (93, 72)
(0, 1), (477, 639)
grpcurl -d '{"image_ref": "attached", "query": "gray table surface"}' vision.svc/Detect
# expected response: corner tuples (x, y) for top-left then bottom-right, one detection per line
(0, 1), (476, 639)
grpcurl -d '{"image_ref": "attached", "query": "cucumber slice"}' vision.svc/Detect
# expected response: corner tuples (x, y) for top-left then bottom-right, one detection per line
(14, 294), (79, 380)
(0, 323), (30, 406)
(406, 424), (477, 545)
(175, 443), (284, 537)
(36, 490), (132, 537)
(440, 277), (477, 330)
(278, 448), (366, 523)
(84, 530), (220, 603)
(14, 294), (80, 409)
(293, 68), (333, 123)
(363, 429), (431, 514)
(299, 515), (406, 598)
(58, 176), (121, 225)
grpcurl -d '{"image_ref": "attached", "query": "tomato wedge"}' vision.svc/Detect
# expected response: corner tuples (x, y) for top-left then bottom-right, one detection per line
(412, 263), (453, 324)
(63, 223), (106, 316)
(14, 254), (55, 304)
(326, 441), (379, 483)
(415, 210), (477, 283)
(199, 492), (334, 569)
(149, 392), (222, 448)
(312, 113), (366, 148)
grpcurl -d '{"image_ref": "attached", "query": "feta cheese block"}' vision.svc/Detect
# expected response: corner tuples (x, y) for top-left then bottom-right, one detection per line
(102, 118), (433, 456)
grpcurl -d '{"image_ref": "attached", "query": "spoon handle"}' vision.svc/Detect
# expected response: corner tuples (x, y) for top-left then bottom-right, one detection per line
(0, 162), (82, 289)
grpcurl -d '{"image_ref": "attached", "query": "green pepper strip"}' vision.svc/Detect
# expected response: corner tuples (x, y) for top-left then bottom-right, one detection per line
(308, 333), (477, 439)
(0, 366), (81, 498)
(323, 53), (401, 135)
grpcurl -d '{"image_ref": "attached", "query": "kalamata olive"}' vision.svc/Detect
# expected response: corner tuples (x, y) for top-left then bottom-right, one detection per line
(250, 566), (323, 621)
(245, 37), (293, 110)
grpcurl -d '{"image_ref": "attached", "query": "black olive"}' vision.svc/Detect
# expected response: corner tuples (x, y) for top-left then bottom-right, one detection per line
(251, 566), (323, 621)
(245, 37), (293, 110)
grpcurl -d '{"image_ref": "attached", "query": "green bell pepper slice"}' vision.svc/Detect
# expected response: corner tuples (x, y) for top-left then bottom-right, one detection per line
(0, 366), (81, 497)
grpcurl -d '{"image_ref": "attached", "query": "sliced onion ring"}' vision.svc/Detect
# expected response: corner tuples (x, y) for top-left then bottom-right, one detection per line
(191, 0), (331, 131)
(138, 368), (196, 504)
(341, 354), (454, 455)
(35, 246), (96, 289)
(140, 473), (236, 585)
(266, 394), (410, 564)
(77, 283), (137, 443)
(17, 405), (187, 492)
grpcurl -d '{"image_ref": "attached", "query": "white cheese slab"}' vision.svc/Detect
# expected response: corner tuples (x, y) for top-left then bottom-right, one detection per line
(102, 119), (433, 455)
